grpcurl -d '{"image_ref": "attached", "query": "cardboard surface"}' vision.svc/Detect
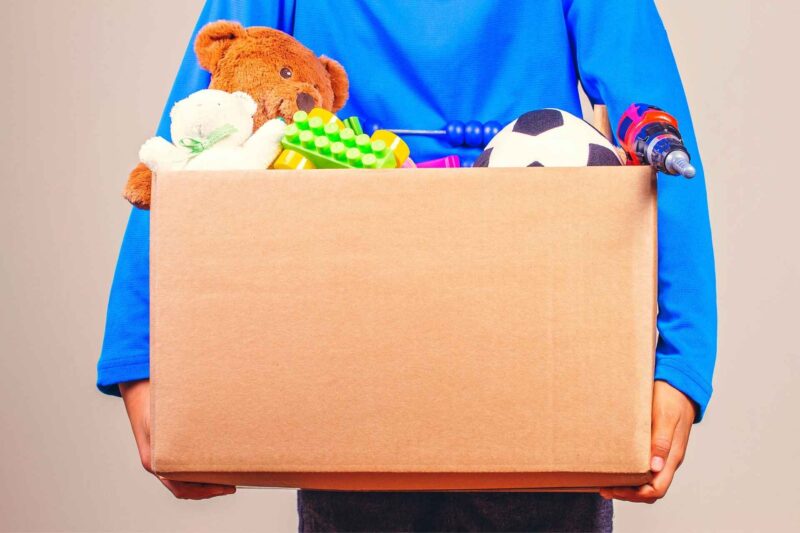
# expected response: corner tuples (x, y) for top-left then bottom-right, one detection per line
(151, 166), (657, 490)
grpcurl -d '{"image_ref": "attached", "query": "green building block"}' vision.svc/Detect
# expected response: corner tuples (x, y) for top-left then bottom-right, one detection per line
(281, 110), (397, 169)
(343, 116), (363, 136)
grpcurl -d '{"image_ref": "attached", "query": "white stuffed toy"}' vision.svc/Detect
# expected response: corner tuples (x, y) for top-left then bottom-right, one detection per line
(139, 89), (285, 173)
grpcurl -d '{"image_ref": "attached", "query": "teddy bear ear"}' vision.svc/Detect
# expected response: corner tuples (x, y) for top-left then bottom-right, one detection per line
(232, 91), (258, 117)
(194, 20), (247, 73)
(319, 56), (349, 112)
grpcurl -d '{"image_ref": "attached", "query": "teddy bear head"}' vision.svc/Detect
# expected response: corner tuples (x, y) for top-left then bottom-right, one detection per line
(169, 89), (257, 148)
(195, 21), (349, 128)
(123, 21), (350, 210)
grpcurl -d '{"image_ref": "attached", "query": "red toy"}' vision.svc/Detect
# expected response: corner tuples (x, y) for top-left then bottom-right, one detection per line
(617, 103), (696, 178)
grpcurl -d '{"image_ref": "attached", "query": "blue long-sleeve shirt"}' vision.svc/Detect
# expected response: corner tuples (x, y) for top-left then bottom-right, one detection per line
(98, 0), (717, 420)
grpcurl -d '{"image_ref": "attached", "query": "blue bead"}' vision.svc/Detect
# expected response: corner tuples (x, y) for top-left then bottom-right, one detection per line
(464, 121), (483, 148)
(446, 121), (465, 146)
(482, 121), (502, 146)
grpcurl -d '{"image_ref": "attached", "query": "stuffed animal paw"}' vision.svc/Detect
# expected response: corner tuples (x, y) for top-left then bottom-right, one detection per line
(138, 137), (186, 172)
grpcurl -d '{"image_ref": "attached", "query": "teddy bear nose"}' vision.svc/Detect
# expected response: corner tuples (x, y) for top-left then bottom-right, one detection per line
(296, 92), (315, 112)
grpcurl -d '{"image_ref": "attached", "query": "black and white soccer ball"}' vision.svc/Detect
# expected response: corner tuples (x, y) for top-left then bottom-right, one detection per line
(473, 109), (622, 168)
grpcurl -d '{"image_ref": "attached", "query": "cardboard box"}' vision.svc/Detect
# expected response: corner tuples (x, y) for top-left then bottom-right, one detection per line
(150, 166), (657, 491)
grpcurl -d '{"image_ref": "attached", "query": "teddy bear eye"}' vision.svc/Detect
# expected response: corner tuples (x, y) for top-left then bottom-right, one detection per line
(280, 67), (293, 79)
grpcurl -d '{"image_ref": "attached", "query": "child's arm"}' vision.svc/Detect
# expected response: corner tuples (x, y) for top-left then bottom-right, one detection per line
(563, 0), (717, 502)
(98, 0), (292, 496)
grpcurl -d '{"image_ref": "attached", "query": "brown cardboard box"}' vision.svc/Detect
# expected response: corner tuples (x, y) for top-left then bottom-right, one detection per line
(150, 166), (657, 491)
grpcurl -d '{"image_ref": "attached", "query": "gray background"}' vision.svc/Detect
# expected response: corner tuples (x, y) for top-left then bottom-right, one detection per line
(1, 0), (797, 531)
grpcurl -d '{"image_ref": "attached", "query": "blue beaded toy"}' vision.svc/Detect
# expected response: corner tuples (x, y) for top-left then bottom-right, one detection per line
(359, 118), (503, 149)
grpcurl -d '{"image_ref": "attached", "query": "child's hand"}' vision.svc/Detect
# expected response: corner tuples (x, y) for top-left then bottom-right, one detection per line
(119, 379), (237, 500)
(599, 380), (696, 504)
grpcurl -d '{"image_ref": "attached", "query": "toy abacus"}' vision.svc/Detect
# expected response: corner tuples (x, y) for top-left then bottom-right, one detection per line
(359, 118), (503, 149)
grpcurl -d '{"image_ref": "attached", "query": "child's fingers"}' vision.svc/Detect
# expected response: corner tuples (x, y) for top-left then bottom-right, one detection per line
(159, 478), (237, 500)
(602, 485), (656, 503)
(600, 415), (692, 503)
(602, 463), (677, 502)
(648, 413), (691, 495)
(650, 402), (680, 473)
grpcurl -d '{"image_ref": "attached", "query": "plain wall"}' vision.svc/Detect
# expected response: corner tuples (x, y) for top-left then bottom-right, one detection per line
(0, 0), (796, 531)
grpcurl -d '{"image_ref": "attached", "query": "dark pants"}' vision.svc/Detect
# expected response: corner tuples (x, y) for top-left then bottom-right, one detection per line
(297, 491), (613, 532)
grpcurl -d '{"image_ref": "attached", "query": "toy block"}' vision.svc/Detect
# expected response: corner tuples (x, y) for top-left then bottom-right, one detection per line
(343, 116), (363, 135)
(281, 110), (399, 169)
(308, 108), (345, 130)
(371, 129), (410, 167)
(273, 148), (316, 170)
(342, 115), (410, 166)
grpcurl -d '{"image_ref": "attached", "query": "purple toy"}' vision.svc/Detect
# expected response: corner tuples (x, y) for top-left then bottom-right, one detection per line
(415, 155), (462, 168)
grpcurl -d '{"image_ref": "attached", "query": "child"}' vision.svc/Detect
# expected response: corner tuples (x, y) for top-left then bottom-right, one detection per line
(100, 1), (716, 530)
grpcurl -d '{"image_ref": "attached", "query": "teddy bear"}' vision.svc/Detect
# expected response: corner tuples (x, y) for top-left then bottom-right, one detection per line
(138, 89), (285, 173)
(124, 20), (349, 209)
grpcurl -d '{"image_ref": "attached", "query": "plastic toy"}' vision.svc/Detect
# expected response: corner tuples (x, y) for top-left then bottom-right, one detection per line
(358, 118), (503, 149)
(371, 129), (410, 167)
(344, 116), (363, 135)
(617, 103), (696, 178)
(308, 108), (345, 130)
(273, 148), (316, 170)
(416, 155), (462, 168)
(278, 109), (410, 169)
(473, 109), (622, 168)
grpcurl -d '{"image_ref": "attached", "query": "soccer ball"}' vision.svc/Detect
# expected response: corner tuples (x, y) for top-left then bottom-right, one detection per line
(473, 109), (622, 168)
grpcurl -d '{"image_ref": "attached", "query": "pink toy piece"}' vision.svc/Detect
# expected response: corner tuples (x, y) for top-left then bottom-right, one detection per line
(416, 155), (461, 168)
(401, 158), (417, 168)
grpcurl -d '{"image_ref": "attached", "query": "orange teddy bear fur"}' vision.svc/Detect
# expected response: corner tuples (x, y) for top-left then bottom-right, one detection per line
(124, 20), (349, 209)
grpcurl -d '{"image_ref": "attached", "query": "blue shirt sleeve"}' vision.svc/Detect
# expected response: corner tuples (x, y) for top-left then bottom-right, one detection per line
(97, 0), (294, 396)
(564, 0), (718, 420)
